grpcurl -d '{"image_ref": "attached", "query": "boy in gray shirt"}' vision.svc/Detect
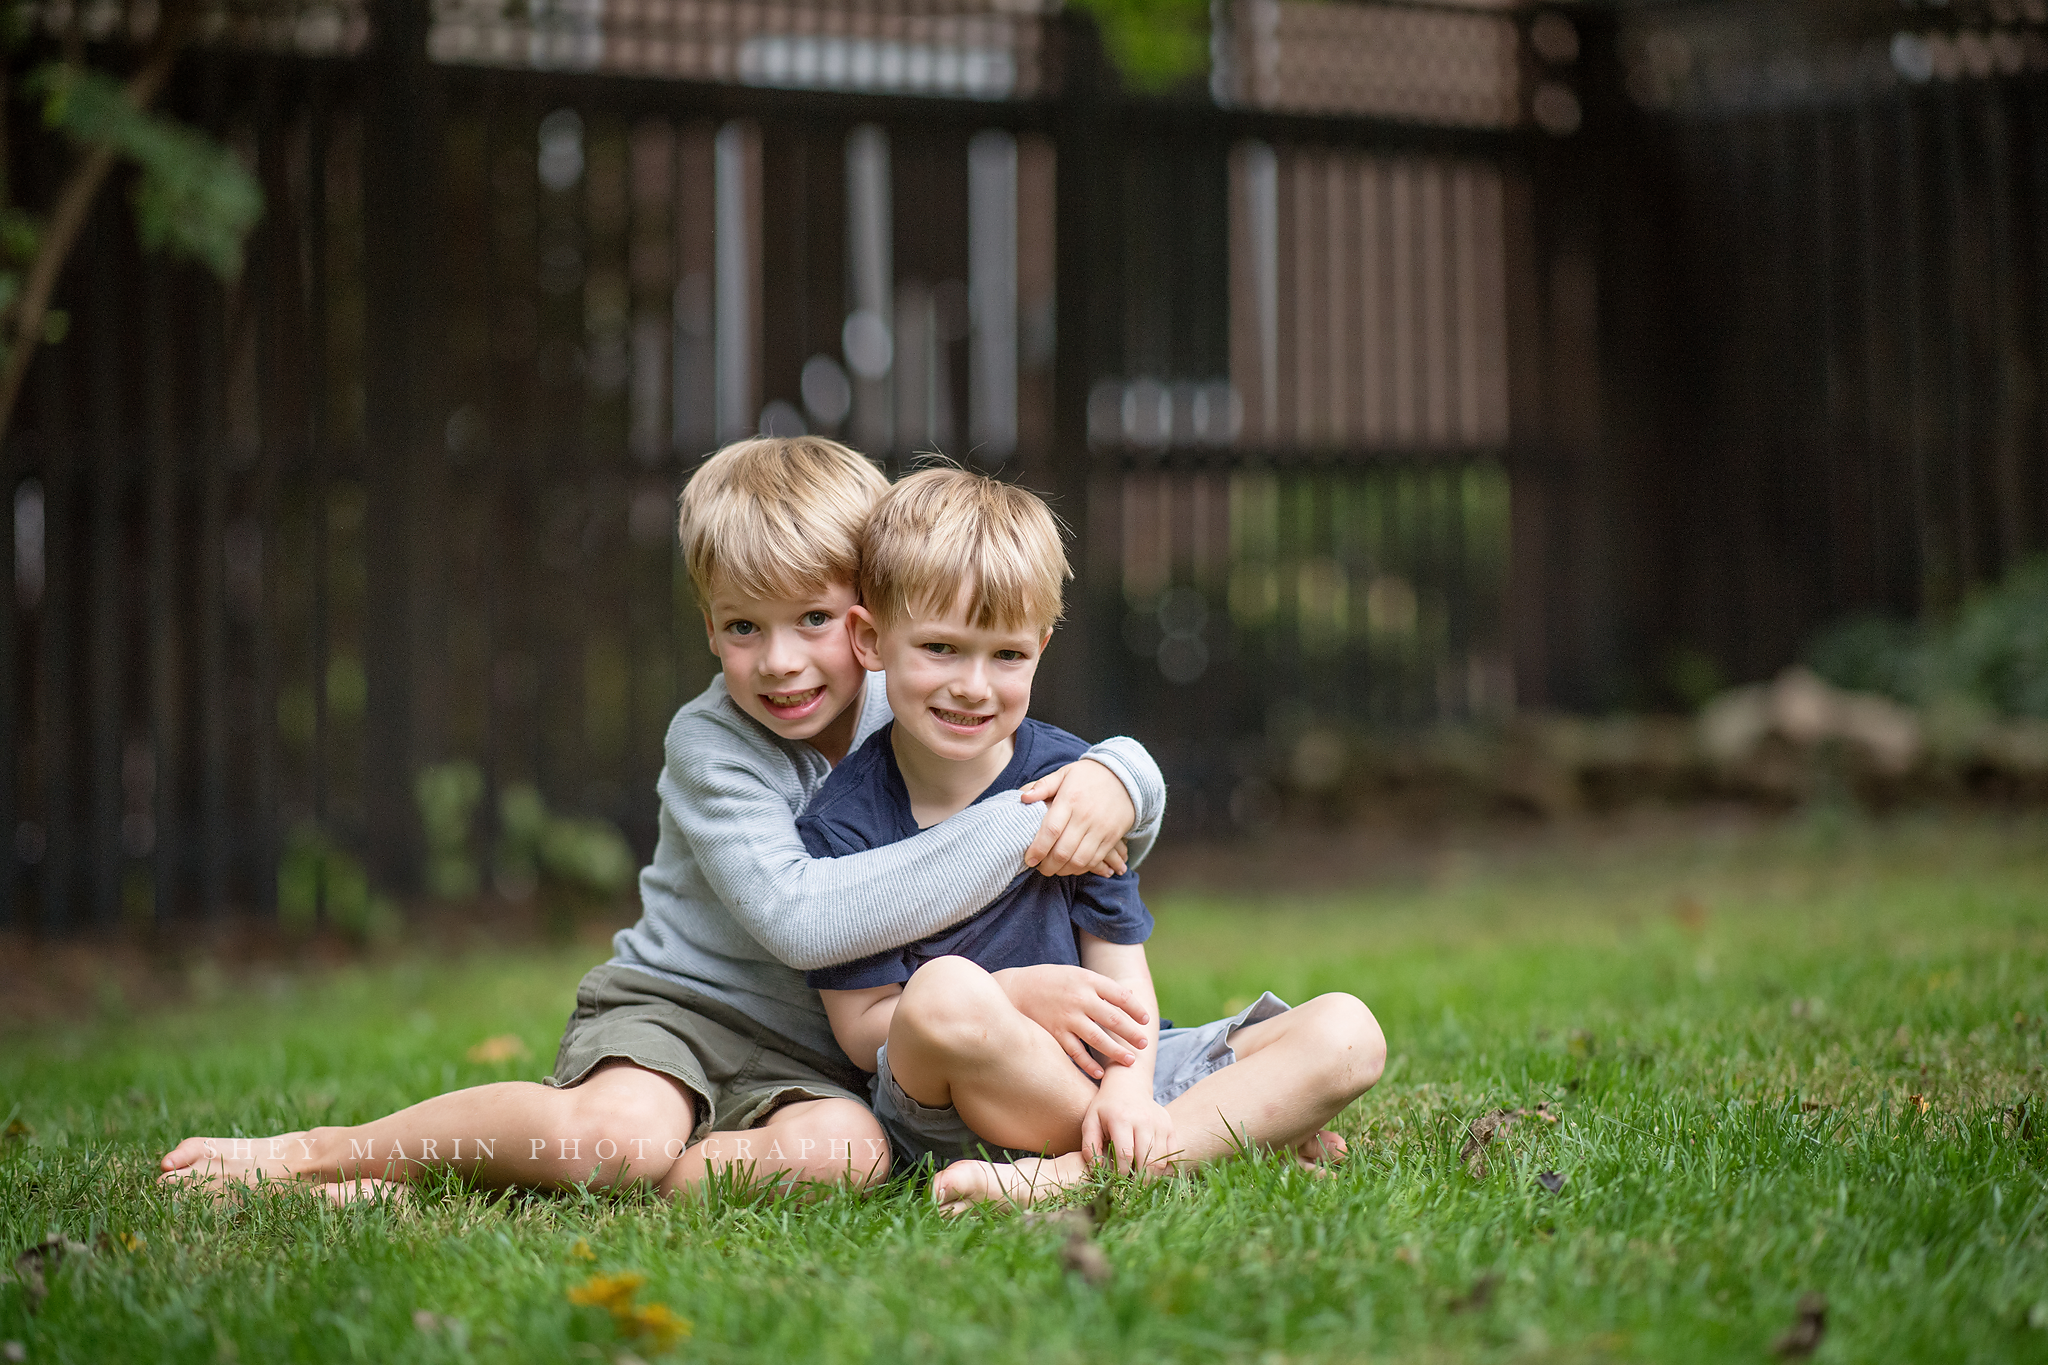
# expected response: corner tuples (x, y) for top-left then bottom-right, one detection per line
(158, 437), (1165, 1200)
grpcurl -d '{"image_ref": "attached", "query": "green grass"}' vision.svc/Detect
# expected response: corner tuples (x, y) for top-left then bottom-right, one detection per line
(5, 814), (2048, 1362)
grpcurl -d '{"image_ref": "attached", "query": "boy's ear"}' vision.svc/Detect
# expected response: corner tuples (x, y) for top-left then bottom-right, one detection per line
(847, 605), (885, 672)
(702, 610), (722, 658)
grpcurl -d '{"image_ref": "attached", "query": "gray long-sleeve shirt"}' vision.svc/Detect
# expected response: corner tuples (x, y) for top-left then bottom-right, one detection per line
(609, 672), (1167, 1065)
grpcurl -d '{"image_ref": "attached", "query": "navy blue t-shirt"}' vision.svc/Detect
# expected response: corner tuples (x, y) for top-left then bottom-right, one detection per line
(800, 718), (1153, 991)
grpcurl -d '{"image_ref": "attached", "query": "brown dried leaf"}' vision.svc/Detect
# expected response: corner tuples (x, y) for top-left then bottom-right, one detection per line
(1772, 1292), (1827, 1359)
(1907, 1093), (1930, 1115)
(1459, 1102), (1562, 1178)
(1018, 1208), (1095, 1234)
(1448, 1272), (1499, 1313)
(465, 1034), (529, 1065)
(13, 1236), (88, 1314)
(1060, 1231), (1112, 1286)
(1459, 1109), (1523, 1179)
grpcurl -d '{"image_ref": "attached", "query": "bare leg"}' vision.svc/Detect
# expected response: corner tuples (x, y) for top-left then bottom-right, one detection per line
(925, 990), (1386, 1213)
(159, 1060), (888, 1196)
(1152, 993), (1384, 1170)
(885, 957), (1101, 1148)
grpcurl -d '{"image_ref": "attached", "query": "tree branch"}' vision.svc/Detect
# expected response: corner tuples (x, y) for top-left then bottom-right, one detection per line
(0, 0), (199, 442)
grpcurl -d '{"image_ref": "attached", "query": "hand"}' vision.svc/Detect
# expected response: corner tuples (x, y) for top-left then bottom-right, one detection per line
(1081, 1091), (1175, 1177)
(1019, 759), (1136, 877)
(992, 964), (1150, 1079)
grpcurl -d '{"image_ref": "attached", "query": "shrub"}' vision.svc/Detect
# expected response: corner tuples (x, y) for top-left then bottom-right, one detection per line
(1804, 557), (2048, 718)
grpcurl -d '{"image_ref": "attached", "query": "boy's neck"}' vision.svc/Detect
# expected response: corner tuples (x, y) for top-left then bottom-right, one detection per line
(891, 725), (1017, 829)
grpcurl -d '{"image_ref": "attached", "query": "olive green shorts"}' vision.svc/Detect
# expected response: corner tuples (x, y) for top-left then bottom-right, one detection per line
(549, 963), (870, 1147)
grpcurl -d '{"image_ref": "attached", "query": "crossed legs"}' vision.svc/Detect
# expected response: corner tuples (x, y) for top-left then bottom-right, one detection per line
(881, 957), (1386, 1211)
(158, 1059), (889, 1201)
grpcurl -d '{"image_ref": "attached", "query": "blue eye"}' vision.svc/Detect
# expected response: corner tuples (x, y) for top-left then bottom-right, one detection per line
(801, 611), (832, 628)
(728, 620), (758, 636)
(922, 642), (955, 655)
(995, 649), (1024, 661)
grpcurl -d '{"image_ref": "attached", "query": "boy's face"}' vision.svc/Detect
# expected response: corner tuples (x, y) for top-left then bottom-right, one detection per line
(850, 590), (1051, 766)
(703, 576), (866, 757)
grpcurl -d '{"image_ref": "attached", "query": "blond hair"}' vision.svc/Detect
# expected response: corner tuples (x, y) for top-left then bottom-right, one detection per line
(859, 466), (1069, 633)
(678, 436), (890, 601)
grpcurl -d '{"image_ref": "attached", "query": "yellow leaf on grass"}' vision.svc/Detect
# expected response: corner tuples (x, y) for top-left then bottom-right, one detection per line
(467, 1034), (530, 1064)
(569, 1238), (596, 1262)
(567, 1272), (646, 1314)
(623, 1303), (691, 1350)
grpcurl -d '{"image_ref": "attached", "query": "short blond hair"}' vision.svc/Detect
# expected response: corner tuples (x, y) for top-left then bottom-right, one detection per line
(859, 466), (1069, 633)
(679, 436), (890, 601)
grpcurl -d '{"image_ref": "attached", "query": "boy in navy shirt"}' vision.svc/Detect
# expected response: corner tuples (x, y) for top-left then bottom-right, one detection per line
(801, 467), (1388, 1212)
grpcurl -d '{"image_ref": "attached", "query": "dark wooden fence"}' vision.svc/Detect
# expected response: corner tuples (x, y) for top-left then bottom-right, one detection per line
(5, 0), (2046, 932)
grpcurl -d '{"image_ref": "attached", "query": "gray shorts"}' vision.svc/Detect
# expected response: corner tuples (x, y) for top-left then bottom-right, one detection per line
(549, 963), (871, 1147)
(869, 991), (1291, 1168)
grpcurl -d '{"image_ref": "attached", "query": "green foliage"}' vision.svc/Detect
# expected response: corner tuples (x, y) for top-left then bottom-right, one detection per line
(1805, 558), (2048, 717)
(415, 760), (485, 900)
(495, 783), (637, 901)
(277, 824), (402, 943)
(5, 817), (2048, 1360)
(1071, 0), (1212, 92)
(29, 62), (263, 280)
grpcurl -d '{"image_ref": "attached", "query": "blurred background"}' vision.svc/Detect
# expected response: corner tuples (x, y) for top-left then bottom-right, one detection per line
(3, 0), (2046, 944)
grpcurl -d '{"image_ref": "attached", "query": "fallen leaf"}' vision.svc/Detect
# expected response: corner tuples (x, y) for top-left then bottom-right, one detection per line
(1460, 1102), (1563, 1178)
(567, 1272), (646, 1313)
(1019, 1208), (1095, 1234)
(621, 1302), (690, 1350)
(1448, 1272), (1499, 1313)
(466, 1034), (529, 1065)
(1908, 1093), (1929, 1115)
(1536, 1170), (1567, 1193)
(1772, 1291), (1827, 1359)
(2, 1341), (22, 1362)
(568, 1237), (596, 1262)
(1060, 1231), (1112, 1286)
(1460, 1109), (1517, 1178)
(13, 1236), (88, 1314)
(412, 1310), (440, 1333)
(2008, 1104), (2038, 1141)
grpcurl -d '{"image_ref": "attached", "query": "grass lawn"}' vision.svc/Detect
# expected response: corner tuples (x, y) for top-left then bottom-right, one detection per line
(4, 813), (2048, 1363)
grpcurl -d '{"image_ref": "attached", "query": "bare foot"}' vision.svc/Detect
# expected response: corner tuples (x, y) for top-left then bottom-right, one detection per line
(158, 1133), (319, 1188)
(1294, 1130), (1348, 1173)
(931, 1153), (1088, 1216)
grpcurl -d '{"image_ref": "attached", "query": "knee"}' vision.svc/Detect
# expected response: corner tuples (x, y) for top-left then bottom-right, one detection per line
(894, 956), (1008, 1060)
(1297, 993), (1387, 1101)
(776, 1098), (892, 1188)
(567, 1071), (695, 1172)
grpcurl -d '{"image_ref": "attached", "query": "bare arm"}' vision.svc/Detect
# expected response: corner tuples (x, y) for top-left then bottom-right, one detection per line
(1076, 934), (1173, 1174)
(821, 984), (903, 1073)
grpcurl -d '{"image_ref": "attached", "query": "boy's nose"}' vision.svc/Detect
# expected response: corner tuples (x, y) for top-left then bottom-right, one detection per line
(951, 662), (991, 701)
(760, 632), (805, 676)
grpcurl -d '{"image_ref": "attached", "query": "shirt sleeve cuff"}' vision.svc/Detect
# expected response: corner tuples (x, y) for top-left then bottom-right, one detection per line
(1081, 736), (1166, 834)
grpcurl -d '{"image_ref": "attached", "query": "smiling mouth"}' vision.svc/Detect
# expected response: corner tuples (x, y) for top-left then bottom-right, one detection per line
(931, 707), (994, 730)
(763, 686), (826, 713)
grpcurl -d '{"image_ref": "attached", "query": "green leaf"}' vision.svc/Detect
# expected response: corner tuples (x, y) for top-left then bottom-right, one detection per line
(29, 63), (264, 280)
